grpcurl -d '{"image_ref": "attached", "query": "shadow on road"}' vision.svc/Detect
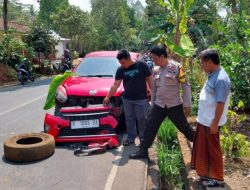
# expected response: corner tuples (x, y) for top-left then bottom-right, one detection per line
(1, 154), (53, 166)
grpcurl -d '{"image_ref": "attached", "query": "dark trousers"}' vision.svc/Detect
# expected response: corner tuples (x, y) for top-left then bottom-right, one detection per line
(141, 104), (195, 150)
(123, 98), (149, 141)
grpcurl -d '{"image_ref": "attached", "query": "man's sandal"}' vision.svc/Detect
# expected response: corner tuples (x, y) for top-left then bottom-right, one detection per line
(201, 180), (225, 188)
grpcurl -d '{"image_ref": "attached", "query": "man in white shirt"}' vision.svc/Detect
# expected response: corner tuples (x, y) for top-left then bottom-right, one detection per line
(191, 49), (231, 188)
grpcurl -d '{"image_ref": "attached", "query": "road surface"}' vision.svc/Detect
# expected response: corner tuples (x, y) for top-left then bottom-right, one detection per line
(0, 79), (147, 190)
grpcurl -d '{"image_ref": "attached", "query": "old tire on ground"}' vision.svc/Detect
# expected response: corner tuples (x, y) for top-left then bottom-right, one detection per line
(4, 133), (55, 162)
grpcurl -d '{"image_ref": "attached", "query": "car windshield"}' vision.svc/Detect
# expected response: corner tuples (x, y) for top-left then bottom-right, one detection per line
(75, 57), (119, 77)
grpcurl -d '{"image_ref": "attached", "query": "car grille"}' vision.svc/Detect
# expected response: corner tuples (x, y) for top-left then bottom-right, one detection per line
(57, 125), (116, 137)
(61, 96), (122, 108)
(66, 96), (104, 107)
(61, 111), (110, 121)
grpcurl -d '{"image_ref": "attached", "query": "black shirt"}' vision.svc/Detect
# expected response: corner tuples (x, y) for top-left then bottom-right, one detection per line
(115, 60), (152, 100)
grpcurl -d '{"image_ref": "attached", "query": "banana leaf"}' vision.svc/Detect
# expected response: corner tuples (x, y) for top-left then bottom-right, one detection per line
(43, 71), (74, 110)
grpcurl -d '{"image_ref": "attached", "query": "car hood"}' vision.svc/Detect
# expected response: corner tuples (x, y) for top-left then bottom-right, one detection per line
(63, 76), (123, 97)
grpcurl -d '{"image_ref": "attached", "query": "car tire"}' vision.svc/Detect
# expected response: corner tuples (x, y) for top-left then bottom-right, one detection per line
(4, 133), (55, 162)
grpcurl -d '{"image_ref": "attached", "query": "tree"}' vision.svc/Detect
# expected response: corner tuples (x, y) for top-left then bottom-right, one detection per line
(145, 0), (166, 17)
(148, 0), (195, 58)
(38, 0), (68, 27)
(0, 32), (34, 67)
(22, 21), (58, 67)
(130, 0), (144, 19)
(139, 0), (172, 49)
(51, 4), (92, 54)
(3, 0), (8, 31)
(0, 0), (37, 25)
(90, 0), (140, 51)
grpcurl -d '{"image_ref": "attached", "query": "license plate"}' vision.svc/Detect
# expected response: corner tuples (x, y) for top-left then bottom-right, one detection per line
(71, 119), (99, 129)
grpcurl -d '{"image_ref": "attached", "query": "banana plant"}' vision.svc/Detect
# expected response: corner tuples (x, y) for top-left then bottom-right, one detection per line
(151, 0), (195, 57)
(43, 71), (74, 110)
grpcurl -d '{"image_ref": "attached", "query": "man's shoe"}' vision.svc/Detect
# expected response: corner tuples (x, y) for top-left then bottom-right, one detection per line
(129, 149), (148, 159)
(123, 139), (135, 146)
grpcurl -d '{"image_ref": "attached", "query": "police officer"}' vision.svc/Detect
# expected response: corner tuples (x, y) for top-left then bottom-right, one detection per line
(130, 45), (195, 159)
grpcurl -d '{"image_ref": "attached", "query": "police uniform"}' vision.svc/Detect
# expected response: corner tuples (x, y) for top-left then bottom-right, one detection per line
(151, 60), (191, 108)
(141, 59), (195, 150)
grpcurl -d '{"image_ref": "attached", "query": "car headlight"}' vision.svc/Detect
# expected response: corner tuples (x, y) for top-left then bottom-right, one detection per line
(56, 85), (68, 103)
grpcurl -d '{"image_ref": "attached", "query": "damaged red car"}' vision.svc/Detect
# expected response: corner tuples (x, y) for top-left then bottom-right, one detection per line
(44, 51), (139, 148)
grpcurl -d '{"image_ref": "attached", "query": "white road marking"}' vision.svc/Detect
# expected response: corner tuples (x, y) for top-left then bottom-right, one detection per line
(0, 94), (47, 116)
(104, 135), (127, 190)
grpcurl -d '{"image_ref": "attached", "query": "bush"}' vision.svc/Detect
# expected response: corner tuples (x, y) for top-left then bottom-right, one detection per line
(158, 119), (177, 144)
(157, 119), (184, 189)
(157, 143), (184, 189)
(188, 60), (206, 115)
(220, 110), (250, 160)
(214, 15), (250, 109)
(0, 32), (34, 68)
(0, 63), (18, 83)
(226, 58), (250, 109)
(35, 66), (53, 76)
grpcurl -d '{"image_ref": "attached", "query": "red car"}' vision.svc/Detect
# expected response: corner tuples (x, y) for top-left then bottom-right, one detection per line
(44, 51), (139, 148)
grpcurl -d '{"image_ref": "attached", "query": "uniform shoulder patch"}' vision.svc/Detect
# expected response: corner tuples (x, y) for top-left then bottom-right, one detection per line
(178, 65), (186, 83)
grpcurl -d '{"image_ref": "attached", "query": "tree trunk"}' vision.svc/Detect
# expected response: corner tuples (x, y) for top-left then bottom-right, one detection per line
(230, 0), (237, 14)
(38, 51), (41, 68)
(3, 0), (8, 32)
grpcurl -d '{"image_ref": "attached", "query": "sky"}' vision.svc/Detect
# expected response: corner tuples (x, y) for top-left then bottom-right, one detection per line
(18, 0), (147, 11)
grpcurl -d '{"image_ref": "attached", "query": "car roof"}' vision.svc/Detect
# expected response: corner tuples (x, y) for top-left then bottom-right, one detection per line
(85, 51), (139, 59)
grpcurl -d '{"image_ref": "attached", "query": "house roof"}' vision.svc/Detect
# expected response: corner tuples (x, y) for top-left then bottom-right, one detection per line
(0, 19), (28, 33)
(50, 30), (70, 41)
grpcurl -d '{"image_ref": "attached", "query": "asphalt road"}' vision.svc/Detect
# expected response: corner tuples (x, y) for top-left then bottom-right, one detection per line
(0, 79), (147, 190)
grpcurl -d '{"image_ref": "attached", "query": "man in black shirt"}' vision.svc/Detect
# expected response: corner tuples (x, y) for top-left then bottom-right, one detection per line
(103, 50), (152, 146)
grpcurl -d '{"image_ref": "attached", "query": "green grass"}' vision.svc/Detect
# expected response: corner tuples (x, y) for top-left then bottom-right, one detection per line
(157, 119), (185, 189)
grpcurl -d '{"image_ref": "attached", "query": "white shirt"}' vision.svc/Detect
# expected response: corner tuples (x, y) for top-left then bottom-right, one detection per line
(196, 67), (231, 127)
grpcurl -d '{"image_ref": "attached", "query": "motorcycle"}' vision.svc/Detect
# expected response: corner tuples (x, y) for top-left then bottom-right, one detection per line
(60, 57), (72, 73)
(16, 60), (35, 85)
(60, 59), (72, 73)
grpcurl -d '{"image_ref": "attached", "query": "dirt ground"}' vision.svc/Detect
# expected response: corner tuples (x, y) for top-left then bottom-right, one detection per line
(223, 157), (250, 190)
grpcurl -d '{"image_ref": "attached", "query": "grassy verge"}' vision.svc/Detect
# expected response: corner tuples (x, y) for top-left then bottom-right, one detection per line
(157, 119), (185, 189)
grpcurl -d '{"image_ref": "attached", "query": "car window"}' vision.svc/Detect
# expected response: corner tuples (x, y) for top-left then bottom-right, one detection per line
(75, 57), (120, 77)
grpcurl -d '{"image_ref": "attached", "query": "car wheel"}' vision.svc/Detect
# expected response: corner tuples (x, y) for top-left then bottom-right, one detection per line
(4, 133), (55, 162)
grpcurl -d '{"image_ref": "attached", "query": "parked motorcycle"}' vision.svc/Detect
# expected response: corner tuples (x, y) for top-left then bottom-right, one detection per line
(60, 57), (72, 73)
(16, 59), (35, 85)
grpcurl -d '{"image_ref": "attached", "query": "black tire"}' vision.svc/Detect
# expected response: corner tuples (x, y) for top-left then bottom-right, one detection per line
(30, 76), (35, 82)
(4, 133), (55, 162)
(19, 79), (25, 85)
(18, 73), (25, 85)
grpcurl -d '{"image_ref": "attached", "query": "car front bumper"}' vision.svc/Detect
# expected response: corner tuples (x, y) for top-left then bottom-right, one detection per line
(44, 106), (119, 148)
